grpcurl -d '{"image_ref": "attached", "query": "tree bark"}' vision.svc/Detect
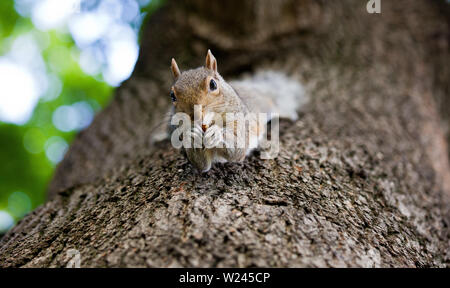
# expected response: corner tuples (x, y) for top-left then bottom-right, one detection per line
(0, 0), (449, 267)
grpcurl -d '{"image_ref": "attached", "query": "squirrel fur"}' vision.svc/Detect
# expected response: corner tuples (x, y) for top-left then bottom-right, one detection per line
(169, 50), (306, 172)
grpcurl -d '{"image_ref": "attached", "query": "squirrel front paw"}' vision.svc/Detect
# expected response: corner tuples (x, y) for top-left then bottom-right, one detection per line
(186, 124), (204, 149)
(204, 125), (224, 149)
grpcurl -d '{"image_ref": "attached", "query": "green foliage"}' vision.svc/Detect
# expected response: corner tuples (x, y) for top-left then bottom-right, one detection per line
(0, 0), (19, 40)
(0, 0), (165, 231)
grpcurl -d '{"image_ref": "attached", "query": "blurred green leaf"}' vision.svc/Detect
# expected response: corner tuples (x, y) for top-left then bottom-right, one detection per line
(0, 0), (164, 228)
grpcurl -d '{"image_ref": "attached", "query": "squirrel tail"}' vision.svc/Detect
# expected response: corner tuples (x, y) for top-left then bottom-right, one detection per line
(230, 71), (308, 121)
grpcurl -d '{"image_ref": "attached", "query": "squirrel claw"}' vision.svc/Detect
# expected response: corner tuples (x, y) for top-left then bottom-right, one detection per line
(187, 125), (204, 149)
(204, 125), (223, 148)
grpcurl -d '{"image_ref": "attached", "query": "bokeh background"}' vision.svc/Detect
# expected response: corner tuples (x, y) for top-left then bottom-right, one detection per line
(0, 0), (163, 233)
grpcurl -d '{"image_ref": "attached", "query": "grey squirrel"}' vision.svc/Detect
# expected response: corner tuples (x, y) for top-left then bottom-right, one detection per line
(168, 50), (306, 172)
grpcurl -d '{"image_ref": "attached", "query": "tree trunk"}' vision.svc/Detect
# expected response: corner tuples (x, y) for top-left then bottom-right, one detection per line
(0, 0), (449, 267)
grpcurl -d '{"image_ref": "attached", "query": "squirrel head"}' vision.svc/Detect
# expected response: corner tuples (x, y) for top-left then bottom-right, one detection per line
(170, 50), (228, 121)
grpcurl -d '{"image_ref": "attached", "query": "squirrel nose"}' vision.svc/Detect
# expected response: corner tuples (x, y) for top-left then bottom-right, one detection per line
(202, 111), (214, 127)
(200, 111), (209, 132)
(193, 105), (208, 118)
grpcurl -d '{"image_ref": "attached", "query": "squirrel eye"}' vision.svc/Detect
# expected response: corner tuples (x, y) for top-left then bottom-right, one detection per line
(209, 79), (217, 91)
(170, 91), (176, 102)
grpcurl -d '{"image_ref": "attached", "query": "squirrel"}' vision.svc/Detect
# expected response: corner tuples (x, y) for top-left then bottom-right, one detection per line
(168, 50), (306, 172)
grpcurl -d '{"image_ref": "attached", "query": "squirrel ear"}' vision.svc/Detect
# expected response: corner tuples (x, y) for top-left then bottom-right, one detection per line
(171, 58), (181, 79)
(205, 49), (218, 73)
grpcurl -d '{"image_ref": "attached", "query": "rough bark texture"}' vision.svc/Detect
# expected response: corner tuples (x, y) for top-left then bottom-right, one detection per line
(0, 0), (449, 267)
